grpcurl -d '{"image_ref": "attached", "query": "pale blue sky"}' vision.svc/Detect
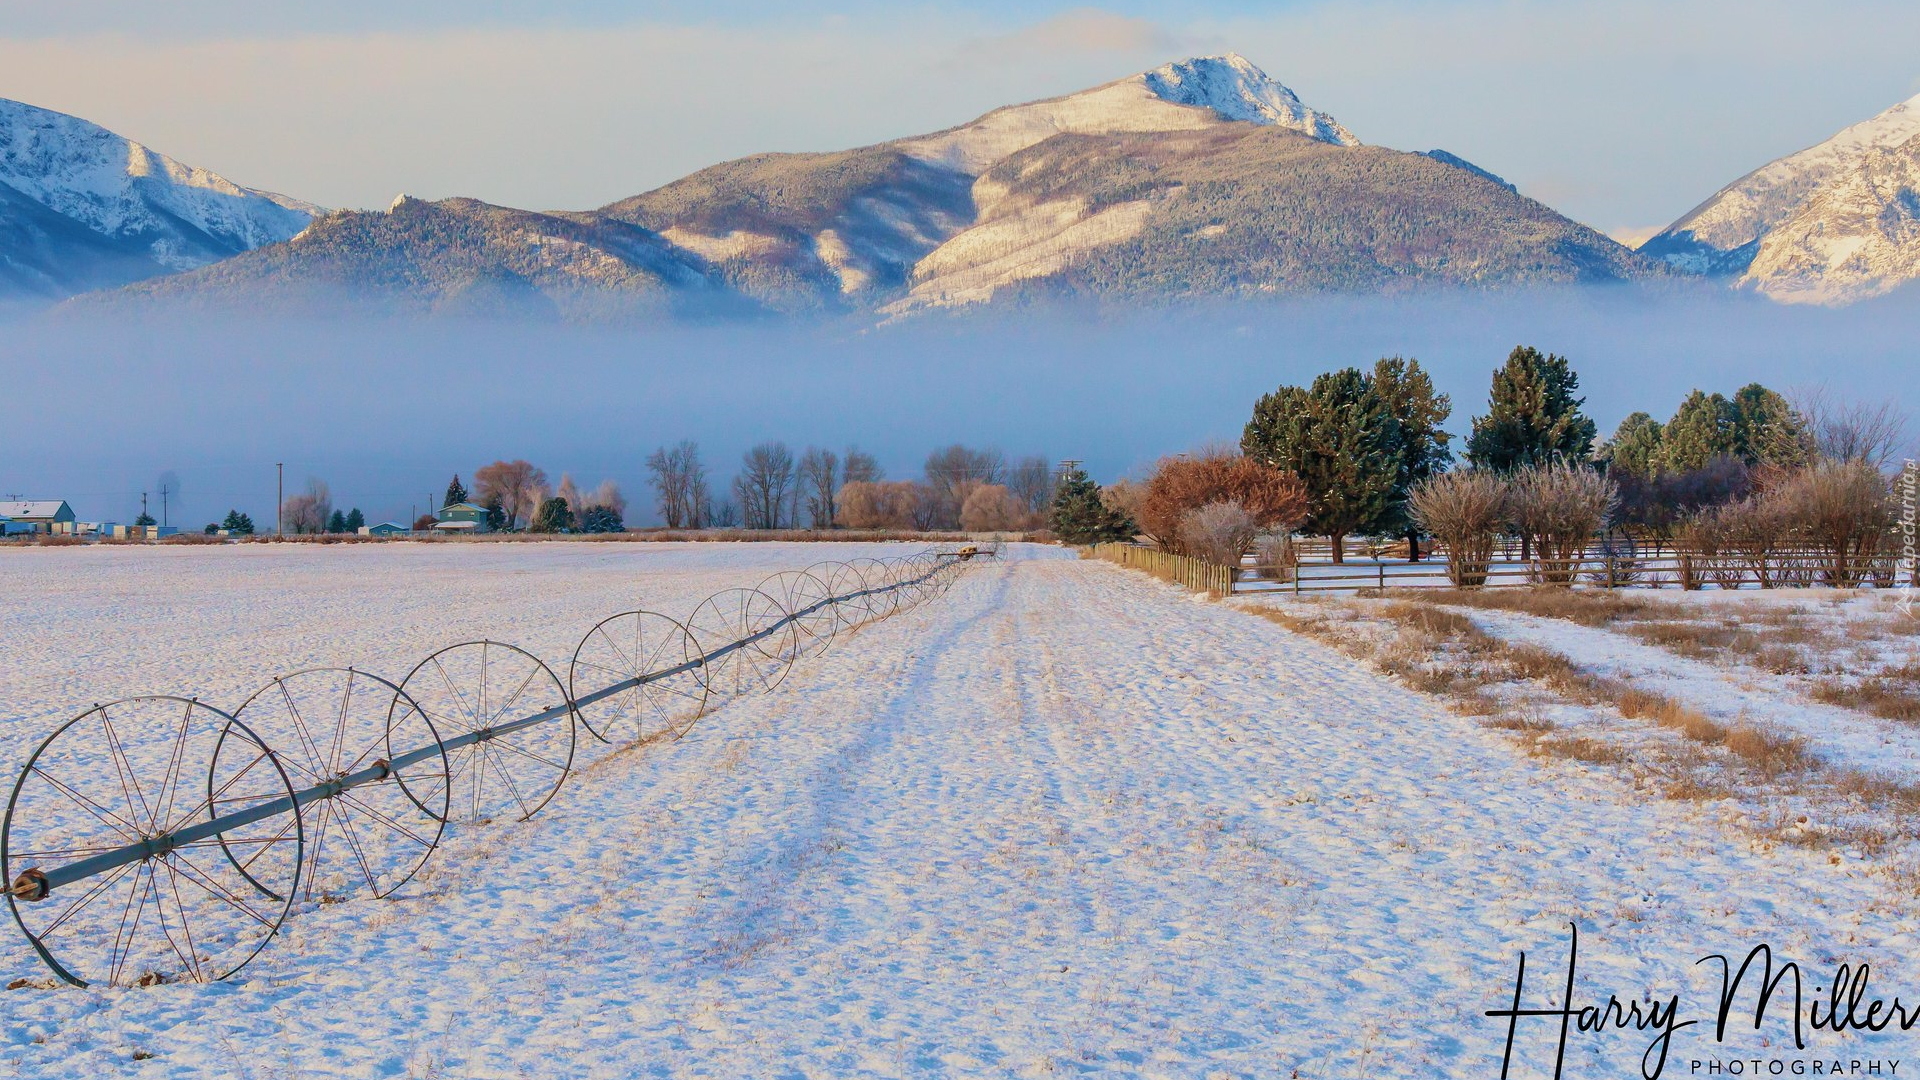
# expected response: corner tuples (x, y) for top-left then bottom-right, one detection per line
(2, 1), (1917, 239)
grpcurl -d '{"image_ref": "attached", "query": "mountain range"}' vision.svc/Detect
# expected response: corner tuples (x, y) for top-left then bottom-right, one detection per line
(3, 55), (1917, 318)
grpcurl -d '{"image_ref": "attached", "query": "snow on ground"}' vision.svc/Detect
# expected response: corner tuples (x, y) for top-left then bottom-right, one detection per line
(1446, 601), (1920, 784)
(1, 545), (1916, 1077)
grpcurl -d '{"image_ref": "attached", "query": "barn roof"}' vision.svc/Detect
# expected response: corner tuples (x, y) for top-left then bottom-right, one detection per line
(0, 500), (69, 519)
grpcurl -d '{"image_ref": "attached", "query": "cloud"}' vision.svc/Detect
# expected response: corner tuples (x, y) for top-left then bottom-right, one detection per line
(964, 8), (1179, 59)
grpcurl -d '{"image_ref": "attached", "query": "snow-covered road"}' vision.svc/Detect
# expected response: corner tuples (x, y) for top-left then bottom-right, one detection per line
(1, 545), (1913, 1077)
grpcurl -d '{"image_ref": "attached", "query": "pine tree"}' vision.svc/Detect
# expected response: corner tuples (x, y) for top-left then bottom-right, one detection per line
(1465, 346), (1597, 472)
(579, 505), (624, 533)
(1049, 467), (1134, 544)
(1242, 368), (1398, 563)
(444, 475), (468, 508)
(483, 497), (506, 531)
(221, 509), (255, 535)
(326, 509), (348, 534)
(1598, 413), (1664, 478)
(1658, 390), (1739, 473)
(1366, 357), (1453, 559)
(530, 497), (573, 534)
(134, 512), (156, 527)
(345, 508), (366, 532)
(1729, 383), (1810, 468)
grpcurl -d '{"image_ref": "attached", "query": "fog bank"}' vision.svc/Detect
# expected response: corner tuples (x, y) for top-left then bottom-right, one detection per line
(2, 286), (1914, 529)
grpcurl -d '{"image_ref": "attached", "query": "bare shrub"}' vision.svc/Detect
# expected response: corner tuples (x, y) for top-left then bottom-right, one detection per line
(959, 484), (1024, 532)
(1409, 470), (1508, 587)
(280, 479), (332, 535)
(1676, 508), (1745, 590)
(1717, 496), (1795, 588)
(1770, 460), (1895, 587)
(835, 481), (926, 530)
(1139, 451), (1307, 555)
(1177, 501), (1257, 566)
(34, 534), (83, 547)
(1253, 533), (1298, 581)
(1507, 463), (1616, 585)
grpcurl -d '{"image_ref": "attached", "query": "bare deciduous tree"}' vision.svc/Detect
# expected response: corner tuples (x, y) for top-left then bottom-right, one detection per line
(1793, 386), (1909, 468)
(1007, 455), (1054, 517)
(798, 447), (840, 530)
(280, 479), (332, 535)
(843, 447), (883, 486)
(734, 441), (796, 529)
(923, 445), (1006, 529)
(474, 459), (548, 531)
(647, 441), (705, 529)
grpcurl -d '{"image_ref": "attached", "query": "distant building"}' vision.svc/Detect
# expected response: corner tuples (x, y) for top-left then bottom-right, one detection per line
(0, 500), (75, 533)
(433, 502), (492, 533)
(361, 522), (409, 537)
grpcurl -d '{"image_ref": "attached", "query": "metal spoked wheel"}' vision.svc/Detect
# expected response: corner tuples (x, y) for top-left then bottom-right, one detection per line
(816, 561), (875, 633)
(569, 611), (709, 745)
(226, 669), (449, 902)
(398, 642), (576, 825)
(2, 697), (302, 987)
(758, 569), (836, 660)
(685, 588), (798, 699)
(850, 559), (901, 621)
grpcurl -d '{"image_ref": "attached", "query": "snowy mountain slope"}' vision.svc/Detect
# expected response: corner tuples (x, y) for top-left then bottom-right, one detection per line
(105, 195), (753, 321)
(1642, 90), (1920, 278)
(0, 98), (319, 300)
(889, 128), (1650, 313)
(1740, 131), (1920, 304)
(75, 53), (1658, 319)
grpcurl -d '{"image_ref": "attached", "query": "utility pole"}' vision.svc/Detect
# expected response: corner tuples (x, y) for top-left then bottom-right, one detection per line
(159, 482), (169, 527)
(140, 492), (148, 522)
(276, 463), (284, 537)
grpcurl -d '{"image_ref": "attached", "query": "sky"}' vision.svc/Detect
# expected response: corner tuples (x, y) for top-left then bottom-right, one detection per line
(2, 1), (1918, 241)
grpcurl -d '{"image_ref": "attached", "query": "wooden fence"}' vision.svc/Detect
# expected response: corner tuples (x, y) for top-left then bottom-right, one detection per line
(1091, 539), (1914, 597)
(1088, 542), (1234, 596)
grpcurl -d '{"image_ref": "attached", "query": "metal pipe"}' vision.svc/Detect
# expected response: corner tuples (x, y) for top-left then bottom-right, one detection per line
(15, 563), (948, 900)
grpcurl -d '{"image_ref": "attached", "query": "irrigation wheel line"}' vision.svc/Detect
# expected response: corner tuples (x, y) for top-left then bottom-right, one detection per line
(1, 553), (972, 987)
(2, 697), (305, 988)
(225, 668), (450, 903)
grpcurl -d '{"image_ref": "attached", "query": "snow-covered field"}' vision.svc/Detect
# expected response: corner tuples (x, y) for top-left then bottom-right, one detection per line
(1, 544), (1916, 1078)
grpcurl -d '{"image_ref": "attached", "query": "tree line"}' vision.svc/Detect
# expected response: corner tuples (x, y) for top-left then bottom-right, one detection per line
(1045, 344), (1912, 589)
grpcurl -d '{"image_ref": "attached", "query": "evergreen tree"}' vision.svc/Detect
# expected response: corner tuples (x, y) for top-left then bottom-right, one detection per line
(530, 496), (573, 534)
(1657, 390), (1739, 473)
(345, 508), (366, 532)
(221, 509), (255, 535)
(444, 475), (468, 508)
(134, 512), (155, 527)
(1366, 357), (1453, 559)
(579, 505), (624, 533)
(483, 496), (507, 531)
(204, 523), (219, 535)
(1049, 467), (1134, 544)
(1598, 413), (1664, 478)
(326, 509), (348, 533)
(1242, 368), (1398, 563)
(1729, 383), (1810, 468)
(1464, 346), (1597, 472)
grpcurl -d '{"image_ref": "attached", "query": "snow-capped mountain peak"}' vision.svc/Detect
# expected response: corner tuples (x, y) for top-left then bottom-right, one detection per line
(1142, 54), (1359, 146)
(897, 53), (1359, 174)
(0, 97), (319, 292)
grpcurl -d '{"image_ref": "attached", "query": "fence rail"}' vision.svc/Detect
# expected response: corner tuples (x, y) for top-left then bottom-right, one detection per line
(1091, 539), (1914, 597)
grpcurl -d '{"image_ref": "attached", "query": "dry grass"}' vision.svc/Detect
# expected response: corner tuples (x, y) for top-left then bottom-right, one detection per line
(1420, 587), (1652, 626)
(1810, 673), (1920, 723)
(1238, 593), (1920, 880)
